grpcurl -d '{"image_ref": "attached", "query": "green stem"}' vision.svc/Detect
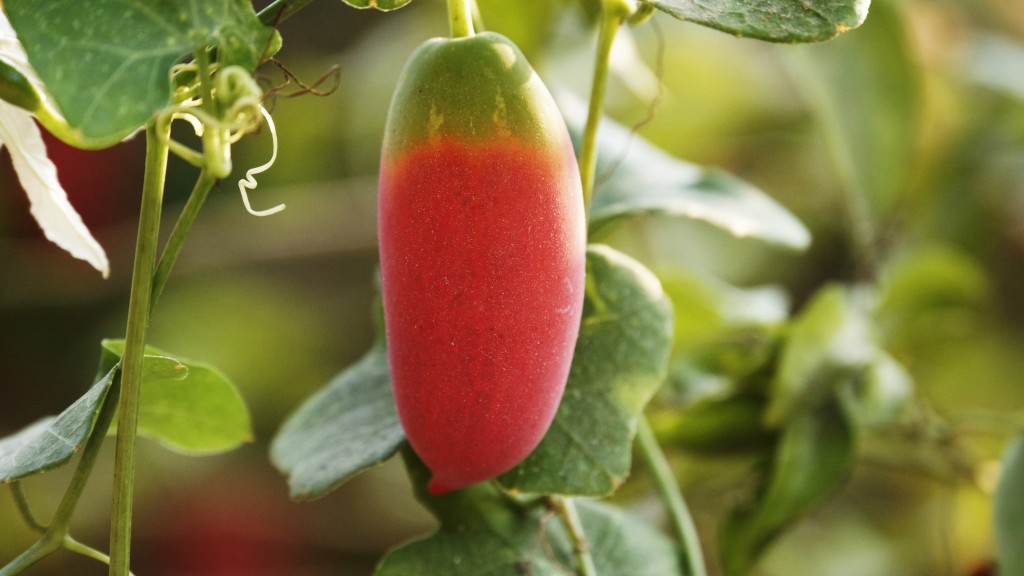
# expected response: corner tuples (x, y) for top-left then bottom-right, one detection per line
(64, 536), (116, 567)
(0, 539), (54, 576)
(10, 483), (45, 534)
(257, 0), (315, 25)
(579, 7), (622, 216)
(551, 496), (599, 576)
(108, 122), (170, 576)
(636, 417), (706, 576)
(151, 171), (217, 309)
(446, 0), (475, 38)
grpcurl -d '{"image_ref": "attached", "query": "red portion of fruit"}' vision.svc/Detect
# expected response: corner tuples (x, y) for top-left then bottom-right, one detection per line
(379, 137), (585, 494)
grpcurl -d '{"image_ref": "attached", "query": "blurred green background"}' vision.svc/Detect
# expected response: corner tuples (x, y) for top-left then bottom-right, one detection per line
(2, 0), (1024, 574)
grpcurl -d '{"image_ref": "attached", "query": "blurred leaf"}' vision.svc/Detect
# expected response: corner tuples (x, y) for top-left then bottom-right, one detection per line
(850, 351), (914, 426)
(643, 0), (869, 43)
(381, 453), (683, 576)
(996, 436), (1024, 575)
(787, 0), (919, 220)
(103, 340), (252, 455)
(876, 245), (989, 348)
(660, 269), (789, 350)
(651, 393), (775, 455)
(271, 345), (404, 500)
(557, 93), (811, 250)
(767, 284), (875, 424)
(721, 400), (855, 576)
(341, 0), (413, 10)
(498, 245), (674, 496)
(965, 34), (1024, 101)
(0, 368), (115, 483)
(474, 0), (561, 59)
(662, 328), (779, 407)
(4, 0), (276, 148)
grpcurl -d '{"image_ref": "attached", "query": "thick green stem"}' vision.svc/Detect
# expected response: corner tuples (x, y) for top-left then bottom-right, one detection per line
(151, 171), (216, 309)
(636, 417), (707, 576)
(579, 8), (622, 216)
(551, 496), (599, 576)
(108, 122), (170, 576)
(447, 0), (475, 38)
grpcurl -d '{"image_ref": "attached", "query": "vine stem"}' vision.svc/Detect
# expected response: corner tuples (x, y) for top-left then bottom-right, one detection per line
(257, 0), (315, 26)
(108, 121), (170, 576)
(551, 496), (599, 576)
(10, 483), (45, 533)
(446, 0), (475, 38)
(579, 5), (623, 216)
(636, 417), (707, 576)
(151, 171), (217, 308)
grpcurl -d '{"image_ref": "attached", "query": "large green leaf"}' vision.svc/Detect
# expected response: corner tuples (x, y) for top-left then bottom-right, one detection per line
(498, 245), (674, 496)
(560, 95), (811, 251)
(102, 340), (252, 455)
(721, 400), (856, 575)
(379, 453), (683, 576)
(996, 436), (1024, 575)
(787, 0), (919, 220)
(644, 0), (869, 43)
(4, 0), (276, 148)
(270, 345), (404, 500)
(0, 368), (116, 483)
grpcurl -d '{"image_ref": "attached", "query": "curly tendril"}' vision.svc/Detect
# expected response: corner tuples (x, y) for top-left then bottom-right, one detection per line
(237, 106), (284, 217)
(159, 64), (284, 217)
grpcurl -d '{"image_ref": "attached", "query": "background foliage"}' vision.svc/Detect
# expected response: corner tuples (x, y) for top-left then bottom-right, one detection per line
(2, 0), (1023, 574)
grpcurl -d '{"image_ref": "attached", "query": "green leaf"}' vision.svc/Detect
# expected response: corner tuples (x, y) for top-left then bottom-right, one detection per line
(651, 393), (775, 455)
(766, 284), (875, 425)
(996, 436), (1024, 576)
(660, 269), (789, 351)
(0, 368), (115, 483)
(559, 94), (811, 251)
(643, 0), (869, 43)
(0, 60), (41, 112)
(270, 345), (404, 500)
(875, 245), (989, 350)
(497, 245), (674, 496)
(787, 0), (919, 220)
(4, 0), (276, 148)
(340, 0), (414, 10)
(379, 456), (684, 576)
(846, 351), (913, 427)
(102, 340), (252, 455)
(721, 400), (855, 575)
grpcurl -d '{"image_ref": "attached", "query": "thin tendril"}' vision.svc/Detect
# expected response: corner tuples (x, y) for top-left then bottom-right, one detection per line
(237, 106), (284, 217)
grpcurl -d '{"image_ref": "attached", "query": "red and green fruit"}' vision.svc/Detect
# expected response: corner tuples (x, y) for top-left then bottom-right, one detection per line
(378, 32), (586, 494)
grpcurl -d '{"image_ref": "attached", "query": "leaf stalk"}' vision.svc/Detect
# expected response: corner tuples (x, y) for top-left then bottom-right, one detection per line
(552, 496), (599, 576)
(580, 6), (623, 216)
(637, 417), (707, 576)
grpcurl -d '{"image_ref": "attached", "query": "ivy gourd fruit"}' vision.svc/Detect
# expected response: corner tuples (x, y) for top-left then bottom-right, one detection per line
(378, 32), (586, 494)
